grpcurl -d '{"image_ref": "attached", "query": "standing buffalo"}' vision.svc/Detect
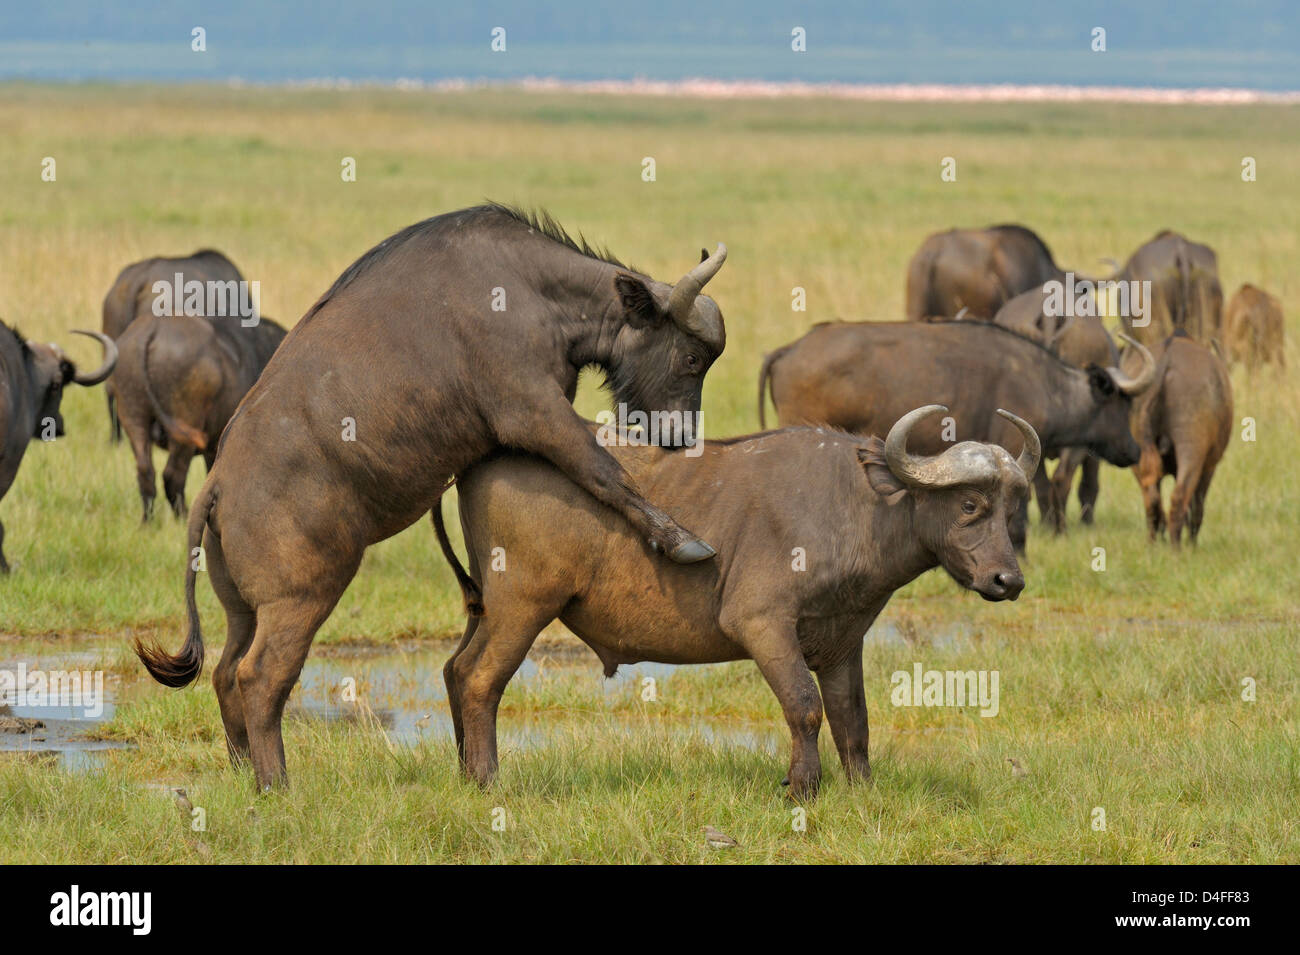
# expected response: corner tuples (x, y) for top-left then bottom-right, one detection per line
(101, 250), (244, 442)
(993, 287), (1120, 531)
(757, 320), (1155, 549)
(905, 225), (1074, 322)
(111, 313), (288, 520)
(0, 323), (117, 572)
(436, 406), (1038, 797)
(1124, 332), (1233, 547)
(1116, 230), (1222, 344)
(135, 204), (730, 790)
(1223, 284), (1285, 373)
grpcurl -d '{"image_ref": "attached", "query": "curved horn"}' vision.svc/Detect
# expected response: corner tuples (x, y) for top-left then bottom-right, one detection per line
(69, 330), (118, 385)
(1108, 333), (1156, 395)
(883, 404), (949, 488)
(955, 306), (969, 321)
(995, 408), (1041, 480)
(666, 243), (727, 326)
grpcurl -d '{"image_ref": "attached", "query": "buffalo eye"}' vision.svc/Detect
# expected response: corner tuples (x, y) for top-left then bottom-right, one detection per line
(961, 499), (978, 515)
(685, 353), (700, 370)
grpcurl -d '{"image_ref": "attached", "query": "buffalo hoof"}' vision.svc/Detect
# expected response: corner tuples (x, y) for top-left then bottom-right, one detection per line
(668, 538), (716, 564)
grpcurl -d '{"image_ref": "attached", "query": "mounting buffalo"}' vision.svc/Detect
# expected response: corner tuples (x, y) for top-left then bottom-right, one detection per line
(757, 320), (1155, 549)
(111, 312), (288, 520)
(993, 286), (1121, 532)
(436, 406), (1038, 797)
(135, 203), (730, 790)
(101, 249), (244, 442)
(1115, 230), (1222, 344)
(1124, 332), (1233, 547)
(905, 225), (1080, 321)
(1223, 283), (1285, 373)
(0, 322), (117, 572)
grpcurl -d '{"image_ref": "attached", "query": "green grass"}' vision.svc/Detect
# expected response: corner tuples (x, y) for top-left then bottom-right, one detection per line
(0, 84), (1297, 862)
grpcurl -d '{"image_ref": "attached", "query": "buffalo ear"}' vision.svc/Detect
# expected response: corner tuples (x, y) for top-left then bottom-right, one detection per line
(613, 273), (664, 330)
(858, 446), (908, 501)
(1087, 363), (1116, 398)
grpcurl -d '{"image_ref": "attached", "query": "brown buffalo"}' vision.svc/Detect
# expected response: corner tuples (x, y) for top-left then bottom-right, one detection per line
(135, 204), (731, 790)
(0, 323), (117, 572)
(905, 225), (1074, 321)
(992, 287), (1120, 531)
(436, 406), (1039, 797)
(112, 313), (287, 520)
(757, 320), (1155, 550)
(1116, 230), (1222, 344)
(1124, 332), (1233, 547)
(101, 250), (243, 442)
(1223, 284), (1285, 373)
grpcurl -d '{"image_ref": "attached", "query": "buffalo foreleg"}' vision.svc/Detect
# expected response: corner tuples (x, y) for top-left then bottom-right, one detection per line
(817, 647), (871, 783)
(493, 396), (714, 563)
(740, 620), (823, 800)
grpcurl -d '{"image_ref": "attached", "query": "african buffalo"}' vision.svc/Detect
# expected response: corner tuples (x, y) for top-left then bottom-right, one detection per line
(993, 287), (1121, 531)
(112, 313), (288, 520)
(435, 406), (1039, 797)
(1116, 230), (1222, 344)
(101, 250), (243, 442)
(136, 203), (730, 790)
(0, 323), (117, 572)
(757, 320), (1155, 550)
(1124, 332), (1233, 547)
(1224, 284), (1285, 373)
(905, 225), (1075, 321)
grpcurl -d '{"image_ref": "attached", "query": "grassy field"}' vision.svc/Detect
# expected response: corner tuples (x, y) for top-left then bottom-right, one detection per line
(0, 84), (1297, 863)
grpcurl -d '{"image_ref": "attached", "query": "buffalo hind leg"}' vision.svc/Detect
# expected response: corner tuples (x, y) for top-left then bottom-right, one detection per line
(442, 615), (482, 766)
(738, 620), (823, 799)
(817, 646), (870, 783)
(125, 422), (157, 521)
(1187, 463), (1217, 543)
(452, 605), (551, 787)
(207, 532), (256, 765)
(1167, 456), (1204, 550)
(162, 444), (197, 517)
(1133, 450), (1165, 541)
(0, 519), (8, 574)
(237, 594), (341, 791)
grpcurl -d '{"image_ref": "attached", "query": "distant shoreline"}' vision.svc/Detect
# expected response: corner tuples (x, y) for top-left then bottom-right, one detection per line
(270, 77), (1300, 105)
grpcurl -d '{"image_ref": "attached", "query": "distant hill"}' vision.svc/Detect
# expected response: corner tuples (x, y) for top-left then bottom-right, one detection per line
(3, 0), (1298, 89)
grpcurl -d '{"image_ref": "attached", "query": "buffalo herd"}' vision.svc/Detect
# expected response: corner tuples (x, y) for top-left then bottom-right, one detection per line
(0, 207), (1283, 795)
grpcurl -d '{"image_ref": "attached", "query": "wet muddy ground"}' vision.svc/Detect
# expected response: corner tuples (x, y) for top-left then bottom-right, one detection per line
(0, 618), (982, 770)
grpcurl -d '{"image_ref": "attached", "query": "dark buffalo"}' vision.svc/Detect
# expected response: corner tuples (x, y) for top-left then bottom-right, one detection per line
(905, 225), (1075, 322)
(1224, 283), (1285, 373)
(993, 286), (1121, 531)
(1116, 230), (1222, 344)
(0, 323), (117, 572)
(101, 250), (243, 442)
(435, 406), (1039, 797)
(1124, 332), (1233, 547)
(757, 320), (1155, 549)
(112, 313), (288, 520)
(135, 204), (730, 790)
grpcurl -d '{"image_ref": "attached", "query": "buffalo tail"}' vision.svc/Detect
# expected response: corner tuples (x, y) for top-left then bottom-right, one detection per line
(432, 492), (484, 617)
(142, 322), (209, 450)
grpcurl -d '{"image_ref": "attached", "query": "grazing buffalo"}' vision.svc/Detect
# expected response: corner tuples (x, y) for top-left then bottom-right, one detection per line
(993, 287), (1121, 531)
(111, 313), (288, 520)
(757, 320), (1155, 550)
(1116, 230), (1222, 344)
(1223, 284), (1285, 373)
(101, 250), (244, 442)
(135, 204), (730, 790)
(1124, 332), (1233, 547)
(435, 406), (1039, 797)
(905, 225), (1074, 321)
(0, 323), (117, 572)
